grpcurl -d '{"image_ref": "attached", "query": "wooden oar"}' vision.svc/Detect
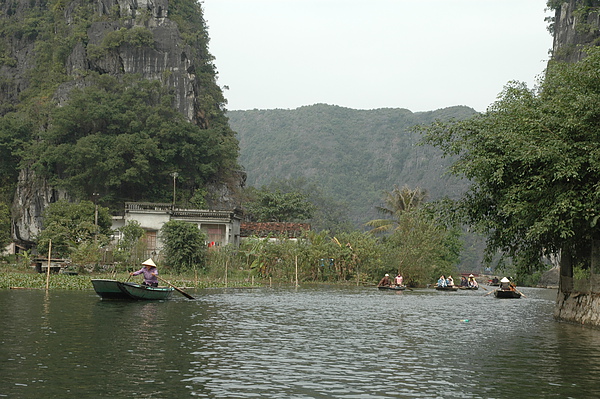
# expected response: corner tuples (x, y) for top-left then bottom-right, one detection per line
(515, 289), (527, 298)
(484, 289), (497, 296)
(479, 285), (488, 291)
(157, 275), (195, 300)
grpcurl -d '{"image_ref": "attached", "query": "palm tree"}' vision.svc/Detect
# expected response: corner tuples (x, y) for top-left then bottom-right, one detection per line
(366, 185), (428, 234)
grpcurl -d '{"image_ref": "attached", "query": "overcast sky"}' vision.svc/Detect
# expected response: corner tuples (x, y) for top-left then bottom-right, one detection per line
(201, 0), (554, 113)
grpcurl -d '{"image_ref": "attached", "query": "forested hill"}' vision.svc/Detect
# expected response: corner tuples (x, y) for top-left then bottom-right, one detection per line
(228, 104), (477, 227)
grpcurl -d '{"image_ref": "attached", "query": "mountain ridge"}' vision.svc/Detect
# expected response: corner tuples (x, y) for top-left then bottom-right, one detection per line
(228, 103), (477, 227)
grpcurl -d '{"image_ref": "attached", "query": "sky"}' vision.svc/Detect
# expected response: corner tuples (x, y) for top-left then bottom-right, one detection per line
(201, 0), (554, 113)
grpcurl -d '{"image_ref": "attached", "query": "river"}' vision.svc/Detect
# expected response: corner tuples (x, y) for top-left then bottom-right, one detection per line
(1, 285), (600, 398)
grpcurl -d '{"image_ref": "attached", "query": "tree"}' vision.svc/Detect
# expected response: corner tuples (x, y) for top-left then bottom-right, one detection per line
(0, 202), (10, 250)
(160, 220), (207, 272)
(115, 221), (146, 268)
(262, 178), (353, 234)
(26, 74), (239, 208)
(37, 200), (112, 258)
(365, 185), (428, 234)
(244, 187), (315, 222)
(419, 46), (600, 274)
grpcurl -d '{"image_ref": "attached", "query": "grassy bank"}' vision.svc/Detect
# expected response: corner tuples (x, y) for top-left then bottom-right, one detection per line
(1, 269), (261, 290)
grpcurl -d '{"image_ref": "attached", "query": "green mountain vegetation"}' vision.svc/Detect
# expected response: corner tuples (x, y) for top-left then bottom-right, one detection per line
(0, 0), (239, 211)
(228, 104), (477, 228)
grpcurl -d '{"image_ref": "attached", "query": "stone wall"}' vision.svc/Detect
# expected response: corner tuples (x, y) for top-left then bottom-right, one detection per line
(555, 291), (600, 327)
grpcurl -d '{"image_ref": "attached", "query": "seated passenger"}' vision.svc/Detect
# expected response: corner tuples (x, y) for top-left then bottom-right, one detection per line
(437, 275), (447, 287)
(394, 274), (404, 287)
(468, 274), (478, 287)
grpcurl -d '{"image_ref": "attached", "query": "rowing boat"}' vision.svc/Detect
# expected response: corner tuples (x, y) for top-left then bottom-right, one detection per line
(435, 286), (458, 291)
(494, 289), (521, 299)
(91, 279), (174, 300)
(458, 286), (479, 290)
(91, 279), (131, 299)
(119, 282), (174, 300)
(378, 285), (406, 291)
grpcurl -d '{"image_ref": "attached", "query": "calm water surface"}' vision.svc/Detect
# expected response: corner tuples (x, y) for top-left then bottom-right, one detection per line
(1, 285), (600, 398)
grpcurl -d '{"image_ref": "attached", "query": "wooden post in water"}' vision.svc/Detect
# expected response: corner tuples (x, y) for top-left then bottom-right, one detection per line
(45, 240), (52, 291)
(295, 255), (299, 287)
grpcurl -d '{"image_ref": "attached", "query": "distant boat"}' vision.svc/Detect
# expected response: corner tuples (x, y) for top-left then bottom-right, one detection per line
(494, 289), (521, 299)
(378, 285), (406, 291)
(91, 279), (174, 300)
(435, 286), (459, 291)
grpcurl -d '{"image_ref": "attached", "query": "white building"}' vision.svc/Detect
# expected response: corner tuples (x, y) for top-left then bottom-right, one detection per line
(112, 202), (242, 256)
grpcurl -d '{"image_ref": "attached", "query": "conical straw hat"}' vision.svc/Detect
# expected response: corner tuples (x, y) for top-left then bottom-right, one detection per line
(142, 258), (156, 267)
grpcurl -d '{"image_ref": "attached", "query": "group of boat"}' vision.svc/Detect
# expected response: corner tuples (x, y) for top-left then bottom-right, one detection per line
(377, 275), (524, 299)
(91, 279), (174, 300)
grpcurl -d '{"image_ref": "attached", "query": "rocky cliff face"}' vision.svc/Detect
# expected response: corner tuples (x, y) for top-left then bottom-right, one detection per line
(552, 0), (600, 62)
(2, 0), (242, 244)
(550, 0), (600, 327)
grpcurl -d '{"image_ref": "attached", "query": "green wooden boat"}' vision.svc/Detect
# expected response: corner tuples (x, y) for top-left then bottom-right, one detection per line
(91, 279), (174, 300)
(118, 282), (174, 300)
(91, 279), (131, 300)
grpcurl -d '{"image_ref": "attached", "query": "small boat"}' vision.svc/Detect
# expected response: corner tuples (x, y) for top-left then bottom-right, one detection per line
(91, 279), (174, 300)
(494, 289), (521, 299)
(458, 286), (479, 290)
(378, 285), (406, 291)
(118, 282), (174, 300)
(435, 286), (458, 291)
(91, 279), (132, 299)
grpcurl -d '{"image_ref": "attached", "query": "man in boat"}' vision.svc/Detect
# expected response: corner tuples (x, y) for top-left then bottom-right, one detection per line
(394, 273), (403, 287)
(378, 274), (391, 287)
(499, 277), (514, 291)
(460, 276), (469, 287)
(130, 258), (159, 287)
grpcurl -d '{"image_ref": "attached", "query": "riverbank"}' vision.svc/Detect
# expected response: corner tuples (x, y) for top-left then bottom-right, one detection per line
(0, 270), (260, 290)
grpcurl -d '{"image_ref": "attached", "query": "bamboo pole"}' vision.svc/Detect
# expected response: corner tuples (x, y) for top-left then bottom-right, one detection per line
(295, 255), (299, 287)
(45, 240), (52, 291)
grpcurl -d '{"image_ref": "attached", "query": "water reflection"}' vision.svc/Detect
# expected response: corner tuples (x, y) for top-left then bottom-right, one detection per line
(3, 286), (600, 398)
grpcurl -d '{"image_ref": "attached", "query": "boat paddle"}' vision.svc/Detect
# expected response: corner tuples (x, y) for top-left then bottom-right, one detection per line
(484, 289), (496, 297)
(157, 275), (195, 300)
(515, 289), (527, 298)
